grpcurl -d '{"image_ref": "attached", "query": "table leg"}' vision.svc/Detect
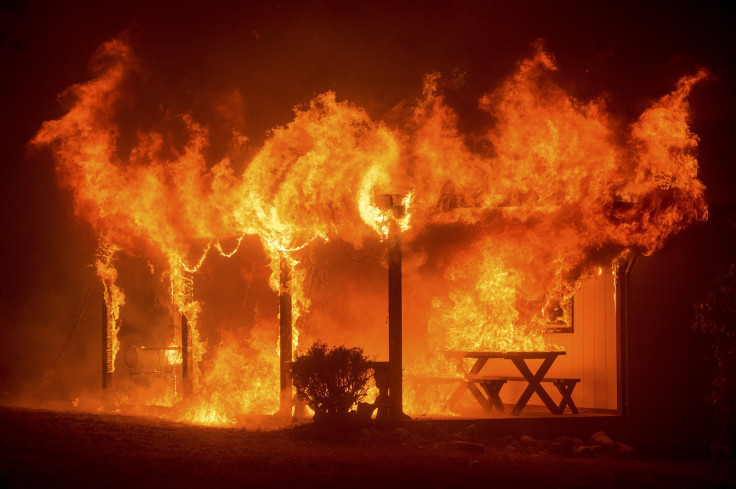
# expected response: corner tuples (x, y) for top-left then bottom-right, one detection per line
(466, 382), (493, 412)
(510, 356), (559, 415)
(446, 358), (488, 412)
(479, 380), (506, 412)
(553, 380), (579, 414)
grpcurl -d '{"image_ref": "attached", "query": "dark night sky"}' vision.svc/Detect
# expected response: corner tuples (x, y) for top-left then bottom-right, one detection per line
(0, 0), (735, 402)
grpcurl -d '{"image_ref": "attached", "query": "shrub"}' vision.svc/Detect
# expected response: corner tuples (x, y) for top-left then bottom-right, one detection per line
(290, 342), (373, 420)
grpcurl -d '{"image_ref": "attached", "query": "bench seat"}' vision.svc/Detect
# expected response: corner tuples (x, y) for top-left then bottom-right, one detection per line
(470, 376), (580, 383)
(470, 376), (580, 414)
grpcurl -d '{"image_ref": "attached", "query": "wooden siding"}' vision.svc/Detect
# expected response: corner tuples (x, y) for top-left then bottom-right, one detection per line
(491, 266), (619, 410)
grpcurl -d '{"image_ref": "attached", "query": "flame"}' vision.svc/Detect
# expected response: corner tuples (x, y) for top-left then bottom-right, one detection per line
(95, 241), (125, 373)
(429, 253), (554, 353)
(405, 46), (706, 342)
(164, 346), (182, 366)
(181, 323), (280, 425)
(32, 38), (708, 421)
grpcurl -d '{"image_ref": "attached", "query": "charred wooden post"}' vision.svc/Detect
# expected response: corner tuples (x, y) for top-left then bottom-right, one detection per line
(101, 293), (111, 390)
(387, 195), (405, 419)
(279, 259), (293, 415)
(181, 313), (192, 398)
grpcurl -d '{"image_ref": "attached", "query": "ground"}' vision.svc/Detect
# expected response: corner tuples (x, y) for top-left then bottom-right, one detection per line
(0, 406), (733, 488)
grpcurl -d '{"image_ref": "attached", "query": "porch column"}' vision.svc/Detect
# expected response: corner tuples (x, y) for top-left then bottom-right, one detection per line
(387, 196), (405, 419)
(102, 294), (111, 389)
(279, 259), (293, 415)
(181, 313), (192, 397)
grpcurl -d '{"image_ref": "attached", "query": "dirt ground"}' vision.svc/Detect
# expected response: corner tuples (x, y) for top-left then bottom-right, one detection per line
(0, 406), (733, 489)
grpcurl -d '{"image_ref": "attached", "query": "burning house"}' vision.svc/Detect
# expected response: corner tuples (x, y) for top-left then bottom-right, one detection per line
(25, 32), (712, 432)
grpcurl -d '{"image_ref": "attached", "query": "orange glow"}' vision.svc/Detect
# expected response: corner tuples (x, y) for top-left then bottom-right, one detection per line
(32, 39), (708, 421)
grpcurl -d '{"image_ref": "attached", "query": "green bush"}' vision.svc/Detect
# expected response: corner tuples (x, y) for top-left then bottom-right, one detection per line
(290, 342), (373, 420)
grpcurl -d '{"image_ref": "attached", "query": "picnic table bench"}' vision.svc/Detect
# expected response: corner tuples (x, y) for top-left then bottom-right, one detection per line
(467, 376), (579, 415)
(411, 351), (579, 415)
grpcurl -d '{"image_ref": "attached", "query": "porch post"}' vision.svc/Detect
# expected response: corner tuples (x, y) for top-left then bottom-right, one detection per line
(387, 196), (404, 419)
(181, 313), (192, 397)
(102, 293), (111, 390)
(279, 259), (293, 415)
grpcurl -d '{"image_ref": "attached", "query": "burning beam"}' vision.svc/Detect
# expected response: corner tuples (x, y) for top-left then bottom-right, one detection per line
(101, 293), (111, 390)
(279, 259), (293, 415)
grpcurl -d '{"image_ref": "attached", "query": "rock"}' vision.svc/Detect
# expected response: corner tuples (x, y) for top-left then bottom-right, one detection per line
(518, 435), (537, 449)
(615, 441), (636, 457)
(490, 437), (507, 449)
(437, 441), (486, 453)
(537, 439), (552, 451)
(554, 435), (573, 445)
(590, 431), (615, 448)
(573, 445), (594, 458)
(590, 445), (607, 456)
(571, 437), (584, 447)
(547, 442), (575, 457)
(459, 424), (478, 441)
(389, 427), (411, 443)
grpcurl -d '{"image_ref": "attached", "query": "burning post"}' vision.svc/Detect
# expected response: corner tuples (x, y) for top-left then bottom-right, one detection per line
(101, 294), (111, 390)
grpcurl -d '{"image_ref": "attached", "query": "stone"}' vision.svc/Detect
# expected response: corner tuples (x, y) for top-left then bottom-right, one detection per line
(518, 435), (536, 449)
(572, 445), (594, 458)
(547, 442), (575, 457)
(437, 441), (486, 453)
(590, 431), (615, 448)
(537, 439), (552, 451)
(389, 427), (411, 443)
(571, 437), (584, 447)
(459, 424), (478, 441)
(490, 437), (507, 449)
(615, 441), (636, 457)
(554, 435), (573, 445)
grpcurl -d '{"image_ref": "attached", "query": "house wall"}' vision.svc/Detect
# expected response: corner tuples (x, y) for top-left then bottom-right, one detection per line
(491, 266), (619, 410)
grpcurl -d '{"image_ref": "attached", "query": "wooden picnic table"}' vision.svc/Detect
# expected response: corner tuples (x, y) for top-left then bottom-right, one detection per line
(443, 350), (577, 415)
